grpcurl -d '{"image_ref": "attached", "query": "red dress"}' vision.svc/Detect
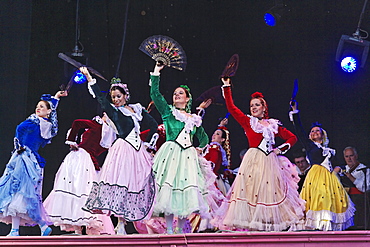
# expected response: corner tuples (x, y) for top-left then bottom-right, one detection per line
(212, 86), (305, 231)
(67, 119), (108, 170)
(44, 118), (115, 234)
(204, 143), (223, 175)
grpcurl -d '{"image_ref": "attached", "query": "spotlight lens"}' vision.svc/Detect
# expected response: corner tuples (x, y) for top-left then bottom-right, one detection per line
(341, 56), (357, 73)
(73, 70), (87, 84)
(264, 13), (276, 27)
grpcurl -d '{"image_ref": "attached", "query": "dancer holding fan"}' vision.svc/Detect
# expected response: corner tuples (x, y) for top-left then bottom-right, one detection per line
(0, 90), (68, 236)
(289, 100), (355, 230)
(80, 67), (158, 235)
(212, 74), (305, 231)
(141, 35), (216, 234)
(148, 62), (211, 234)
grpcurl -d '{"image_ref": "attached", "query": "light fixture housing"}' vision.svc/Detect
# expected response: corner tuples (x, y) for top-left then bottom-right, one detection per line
(264, 1), (289, 27)
(335, 34), (370, 72)
(264, 5), (284, 27)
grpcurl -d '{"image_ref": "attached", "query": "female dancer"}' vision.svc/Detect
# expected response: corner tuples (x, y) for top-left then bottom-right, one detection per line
(44, 114), (115, 235)
(213, 78), (305, 231)
(204, 118), (232, 196)
(149, 63), (210, 234)
(80, 67), (158, 235)
(290, 101), (355, 230)
(0, 90), (67, 236)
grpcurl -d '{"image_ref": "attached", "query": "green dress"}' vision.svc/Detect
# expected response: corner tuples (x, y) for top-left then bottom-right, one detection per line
(150, 74), (210, 219)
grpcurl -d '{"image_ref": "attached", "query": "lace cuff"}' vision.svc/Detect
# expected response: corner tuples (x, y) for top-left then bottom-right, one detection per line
(277, 143), (291, 154)
(289, 109), (299, 122)
(87, 79), (97, 98)
(65, 140), (78, 146)
(196, 107), (205, 119)
(147, 133), (159, 150)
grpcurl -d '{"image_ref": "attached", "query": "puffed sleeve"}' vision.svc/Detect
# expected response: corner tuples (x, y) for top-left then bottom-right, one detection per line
(66, 119), (96, 143)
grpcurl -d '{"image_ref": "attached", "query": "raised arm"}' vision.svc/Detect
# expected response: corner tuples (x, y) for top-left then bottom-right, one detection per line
(149, 64), (171, 117)
(41, 91), (67, 138)
(289, 101), (313, 151)
(221, 78), (249, 128)
(80, 66), (117, 118)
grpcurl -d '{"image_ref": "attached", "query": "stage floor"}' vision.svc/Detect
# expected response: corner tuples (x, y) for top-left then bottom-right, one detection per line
(2, 230), (370, 247)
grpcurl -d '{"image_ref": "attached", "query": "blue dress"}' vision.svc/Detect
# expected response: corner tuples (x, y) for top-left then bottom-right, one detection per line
(0, 95), (59, 226)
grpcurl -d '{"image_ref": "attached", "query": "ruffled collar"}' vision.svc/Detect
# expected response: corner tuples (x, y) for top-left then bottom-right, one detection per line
(313, 141), (336, 157)
(248, 115), (279, 145)
(171, 106), (202, 132)
(113, 103), (143, 133)
(27, 114), (53, 139)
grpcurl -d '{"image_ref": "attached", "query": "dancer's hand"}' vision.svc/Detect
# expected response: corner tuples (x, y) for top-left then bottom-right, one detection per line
(154, 62), (165, 74)
(79, 67), (93, 82)
(17, 146), (26, 154)
(273, 148), (282, 155)
(198, 98), (212, 110)
(69, 144), (79, 151)
(54, 90), (68, 99)
(290, 100), (298, 111)
(219, 118), (228, 127)
(195, 147), (204, 155)
(221, 77), (231, 86)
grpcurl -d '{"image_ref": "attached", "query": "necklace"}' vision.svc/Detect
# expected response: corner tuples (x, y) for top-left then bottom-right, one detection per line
(175, 107), (186, 111)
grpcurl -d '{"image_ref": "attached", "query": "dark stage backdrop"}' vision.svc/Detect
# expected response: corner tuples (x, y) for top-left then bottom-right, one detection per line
(0, 0), (369, 235)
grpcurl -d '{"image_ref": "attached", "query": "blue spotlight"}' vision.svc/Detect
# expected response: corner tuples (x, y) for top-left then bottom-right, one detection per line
(73, 70), (87, 84)
(264, 2), (288, 27)
(340, 57), (357, 73)
(264, 13), (277, 27)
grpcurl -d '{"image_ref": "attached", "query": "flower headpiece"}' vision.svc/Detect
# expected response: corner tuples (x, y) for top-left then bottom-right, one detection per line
(251, 92), (264, 99)
(110, 77), (130, 102)
(251, 91), (268, 119)
(40, 94), (55, 110)
(179, 84), (192, 113)
(310, 121), (322, 129)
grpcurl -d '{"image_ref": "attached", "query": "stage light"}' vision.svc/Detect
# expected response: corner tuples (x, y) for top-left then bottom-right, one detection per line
(264, 1), (287, 27)
(73, 70), (87, 84)
(340, 57), (357, 73)
(335, 0), (370, 72)
(335, 35), (370, 72)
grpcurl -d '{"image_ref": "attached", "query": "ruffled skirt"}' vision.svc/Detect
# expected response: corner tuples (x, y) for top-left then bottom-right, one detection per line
(300, 164), (355, 231)
(0, 148), (51, 226)
(83, 139), (156, 221)
(212, 148), (305, 231)
(44, 148), (113, 234)
(152, 141), (211, 219)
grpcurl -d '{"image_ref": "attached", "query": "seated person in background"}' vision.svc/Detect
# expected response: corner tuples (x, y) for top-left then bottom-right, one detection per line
(293, 150), (311, 193)
(334, 146), (370, 230)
